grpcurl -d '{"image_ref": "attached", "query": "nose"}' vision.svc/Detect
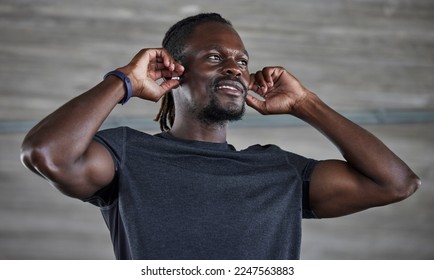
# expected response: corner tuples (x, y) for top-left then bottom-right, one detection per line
(222, 59), (242, 77)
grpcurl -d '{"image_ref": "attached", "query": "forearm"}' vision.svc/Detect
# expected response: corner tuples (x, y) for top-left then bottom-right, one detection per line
(21, 76), (124, 171)
(293, 92), (420, 194)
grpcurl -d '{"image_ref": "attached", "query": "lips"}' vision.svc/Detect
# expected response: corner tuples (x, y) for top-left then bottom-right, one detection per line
(214, 79), (246, 97)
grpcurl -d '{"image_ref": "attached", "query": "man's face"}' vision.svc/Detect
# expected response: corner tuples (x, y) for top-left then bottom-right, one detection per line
(176, 21), (250, 124)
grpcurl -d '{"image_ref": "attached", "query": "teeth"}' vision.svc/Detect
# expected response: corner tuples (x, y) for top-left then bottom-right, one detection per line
(217, 85), (237, 90)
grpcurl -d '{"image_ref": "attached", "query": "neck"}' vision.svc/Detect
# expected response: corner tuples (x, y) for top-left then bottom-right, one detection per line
(169, 117), (228, 143)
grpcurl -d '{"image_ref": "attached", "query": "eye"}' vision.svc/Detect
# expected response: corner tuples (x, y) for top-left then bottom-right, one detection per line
(208, 54), (221, 62)
(238, 59), (248, 67)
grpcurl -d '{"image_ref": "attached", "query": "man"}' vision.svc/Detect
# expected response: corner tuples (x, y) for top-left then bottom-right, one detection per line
(21, 13), (420, 259)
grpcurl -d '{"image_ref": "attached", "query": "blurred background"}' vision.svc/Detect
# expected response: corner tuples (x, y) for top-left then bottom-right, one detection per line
(0, 0), (433, 259)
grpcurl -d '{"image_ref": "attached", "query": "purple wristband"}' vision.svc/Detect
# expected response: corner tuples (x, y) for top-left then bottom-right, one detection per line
(104, 70), (133, 105)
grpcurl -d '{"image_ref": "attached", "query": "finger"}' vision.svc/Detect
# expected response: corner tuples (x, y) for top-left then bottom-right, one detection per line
(149, 61), (168, 71)
(262, 67), (277, 88)
(248, 73), (257, 90)
(157, 49), (177, 72)
(173, 62), (185, 74)
(248, 81), (261, 94)
(151, 61), (184, 73)
(253, 71), (268, 96)
(150, 59), (184, 78)
(152, 68), (184, 82)
(148, 62), (183, 80)
(248, 73), (262, 94)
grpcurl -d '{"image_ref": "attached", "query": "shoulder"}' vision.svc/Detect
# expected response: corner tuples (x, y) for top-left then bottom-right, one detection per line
(243, 143), (318, 177)
(94, 126), (156, 157)
(242, 143), (307, 161)
(95, 126), (126, 140)
(96, 126), (147, 137)
(95, 126), (156, 143)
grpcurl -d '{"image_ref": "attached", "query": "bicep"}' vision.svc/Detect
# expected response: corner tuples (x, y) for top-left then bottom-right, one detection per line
(309, 160), (392, 218)
(52, 140), (116, 199)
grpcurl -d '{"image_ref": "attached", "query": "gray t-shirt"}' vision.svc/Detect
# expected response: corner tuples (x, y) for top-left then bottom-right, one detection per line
(86, 127), (318, 259)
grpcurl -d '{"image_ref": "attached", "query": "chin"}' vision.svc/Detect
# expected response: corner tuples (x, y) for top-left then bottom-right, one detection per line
(198, 102), (245, 124)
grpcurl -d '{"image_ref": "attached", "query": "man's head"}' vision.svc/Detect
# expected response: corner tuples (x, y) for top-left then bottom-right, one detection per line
(155, 13), (250, 131)
(162, 13), (232, 66)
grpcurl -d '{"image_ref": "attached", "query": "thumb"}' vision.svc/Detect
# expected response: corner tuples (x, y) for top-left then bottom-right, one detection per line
(159, 79), (181, 95)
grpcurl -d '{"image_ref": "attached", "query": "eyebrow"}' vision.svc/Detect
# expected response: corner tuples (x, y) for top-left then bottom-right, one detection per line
(206, 44), (249, 58)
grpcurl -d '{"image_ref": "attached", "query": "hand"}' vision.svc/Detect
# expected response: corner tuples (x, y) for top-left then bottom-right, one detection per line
(247, 66), (310, 115)
(118, 48), (184, 102)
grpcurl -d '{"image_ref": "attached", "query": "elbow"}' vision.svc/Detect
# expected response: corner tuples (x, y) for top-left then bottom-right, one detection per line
(20, 140), (60, 179)
(21, 139), (92, 200)
(386, 172), (421, 203)
(403, 173), (421, 198)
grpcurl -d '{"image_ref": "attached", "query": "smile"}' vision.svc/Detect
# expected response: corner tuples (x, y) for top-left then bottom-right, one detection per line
(217, 85), (238, 91)
(214, 80), (246, 96)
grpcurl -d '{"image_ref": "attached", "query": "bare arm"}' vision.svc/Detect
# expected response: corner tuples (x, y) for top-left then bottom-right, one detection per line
(21, 48), (184, 199)
(247, 67), (420, 218)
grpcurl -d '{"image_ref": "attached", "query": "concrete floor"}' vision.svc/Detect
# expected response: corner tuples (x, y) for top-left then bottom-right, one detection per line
(0, 0), (433, 259)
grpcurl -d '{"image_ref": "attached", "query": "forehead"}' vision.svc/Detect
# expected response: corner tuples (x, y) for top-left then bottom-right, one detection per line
(184, 21), (247, 55)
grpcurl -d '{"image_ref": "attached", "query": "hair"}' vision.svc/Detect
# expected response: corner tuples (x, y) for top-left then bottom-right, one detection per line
(154, 13), (233, 131)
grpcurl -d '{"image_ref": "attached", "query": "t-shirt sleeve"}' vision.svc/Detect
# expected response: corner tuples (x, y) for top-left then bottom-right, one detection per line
(284, 151), (319, 219)
(82, 127), (125, 207)
(301, 159), (319, 219)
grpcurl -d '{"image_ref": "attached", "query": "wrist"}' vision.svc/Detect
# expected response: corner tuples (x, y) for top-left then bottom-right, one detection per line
(103, 70), (133, 105)
(290, 91), (322, 120)
(291, 92), (342, 131)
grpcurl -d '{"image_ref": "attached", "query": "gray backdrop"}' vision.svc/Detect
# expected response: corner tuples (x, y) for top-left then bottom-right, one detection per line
(1, 0), (433, 259)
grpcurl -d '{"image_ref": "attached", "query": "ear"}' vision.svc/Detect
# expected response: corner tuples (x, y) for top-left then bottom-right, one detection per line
(170, 73), (185, 93)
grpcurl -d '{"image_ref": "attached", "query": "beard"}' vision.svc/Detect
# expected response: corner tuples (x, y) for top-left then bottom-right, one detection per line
(185, 76), (248, 126)
(197, 96), (246, 126)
